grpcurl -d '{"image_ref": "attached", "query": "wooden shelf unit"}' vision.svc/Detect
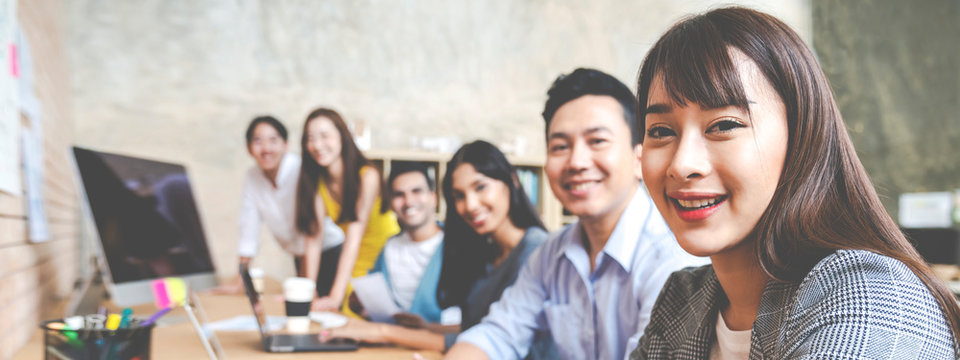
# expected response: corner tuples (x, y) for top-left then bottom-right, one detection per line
(366, 150), (565, 231)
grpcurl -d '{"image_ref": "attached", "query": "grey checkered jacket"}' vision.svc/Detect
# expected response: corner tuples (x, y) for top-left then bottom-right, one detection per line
(631, 250), (958, 359)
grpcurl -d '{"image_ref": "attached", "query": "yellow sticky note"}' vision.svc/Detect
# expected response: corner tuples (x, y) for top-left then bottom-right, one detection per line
(165, 277), (187, 306)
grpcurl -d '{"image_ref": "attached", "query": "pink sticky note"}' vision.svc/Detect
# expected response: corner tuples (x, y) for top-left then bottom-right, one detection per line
(9, 44), (17, 77)
(151, 279), (171, 309)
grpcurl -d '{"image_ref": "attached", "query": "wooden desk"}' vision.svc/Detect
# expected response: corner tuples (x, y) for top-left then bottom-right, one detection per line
(13, 291), (442, 359)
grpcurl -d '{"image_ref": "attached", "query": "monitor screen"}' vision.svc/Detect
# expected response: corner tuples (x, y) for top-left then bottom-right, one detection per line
(903, 227), (960, 265)
(73, 147), (217, 303)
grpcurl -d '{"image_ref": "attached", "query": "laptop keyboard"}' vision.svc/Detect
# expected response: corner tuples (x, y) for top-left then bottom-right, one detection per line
(271, 334), (321, 348)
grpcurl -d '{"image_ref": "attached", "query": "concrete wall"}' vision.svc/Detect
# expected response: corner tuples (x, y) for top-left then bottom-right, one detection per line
(66, 0), (811, 278)
(813, 0), (960, 220)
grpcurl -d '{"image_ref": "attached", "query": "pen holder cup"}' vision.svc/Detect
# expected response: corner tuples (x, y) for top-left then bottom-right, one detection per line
(41, 319), (156, 360)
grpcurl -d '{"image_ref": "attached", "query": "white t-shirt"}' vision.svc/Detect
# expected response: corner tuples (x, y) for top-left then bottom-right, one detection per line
(382, 230), (443, 311)
(237, 153), (344, 257)
(709, 311), (752, 360)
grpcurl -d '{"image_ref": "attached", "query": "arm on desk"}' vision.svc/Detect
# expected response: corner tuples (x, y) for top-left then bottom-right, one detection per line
(323, 318), (447, 353)
(393, 312), (459, 334)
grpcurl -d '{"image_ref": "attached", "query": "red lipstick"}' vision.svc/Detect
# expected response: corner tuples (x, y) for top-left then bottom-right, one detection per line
(667, 191), (727, 222)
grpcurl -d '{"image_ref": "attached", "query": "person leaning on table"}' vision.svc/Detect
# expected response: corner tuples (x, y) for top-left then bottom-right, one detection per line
(211, 116), (344, 295)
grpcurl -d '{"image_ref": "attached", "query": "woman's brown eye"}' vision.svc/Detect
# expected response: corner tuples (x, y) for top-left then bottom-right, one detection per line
(710, 119), (745, 133)
(646, 126), (675, 139)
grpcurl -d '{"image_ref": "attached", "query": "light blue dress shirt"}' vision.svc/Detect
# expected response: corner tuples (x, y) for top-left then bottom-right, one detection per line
(457, 186), (709, 360)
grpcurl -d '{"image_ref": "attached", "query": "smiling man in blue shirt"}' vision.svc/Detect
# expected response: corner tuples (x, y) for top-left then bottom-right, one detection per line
(445, 68), (707, 360)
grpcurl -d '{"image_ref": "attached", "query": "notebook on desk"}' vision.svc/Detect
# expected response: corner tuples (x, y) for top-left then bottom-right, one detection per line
(239, 263), (358, 352)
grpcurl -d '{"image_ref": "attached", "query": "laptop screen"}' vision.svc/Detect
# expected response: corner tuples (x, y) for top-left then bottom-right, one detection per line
(239, 263), (270, 346)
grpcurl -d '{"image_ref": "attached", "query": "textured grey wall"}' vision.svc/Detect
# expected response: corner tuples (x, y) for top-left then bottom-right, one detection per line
(67, 0), (811, 277)
(813, 0), (960, 220)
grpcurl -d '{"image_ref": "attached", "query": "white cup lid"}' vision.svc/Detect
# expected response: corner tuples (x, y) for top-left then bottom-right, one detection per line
(283, 277), (315, 301)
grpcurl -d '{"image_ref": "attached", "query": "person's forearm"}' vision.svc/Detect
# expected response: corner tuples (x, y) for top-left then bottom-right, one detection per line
(444, 342), (490, 359)
(329, 223), (363, 301)
(424, 323), (460, 334)
(303, 234), (322, 284)
(381, 323), (446, 352)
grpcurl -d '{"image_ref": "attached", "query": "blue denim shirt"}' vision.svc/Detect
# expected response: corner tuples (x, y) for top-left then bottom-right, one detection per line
(457, 187), (709, 360)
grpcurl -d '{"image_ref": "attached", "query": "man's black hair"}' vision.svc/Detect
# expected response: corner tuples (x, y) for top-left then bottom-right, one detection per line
(382, 161), (436, 214)
(542, 68), (639, 145)
(245, 115), (288, 145)
(388, 161), (435, 191)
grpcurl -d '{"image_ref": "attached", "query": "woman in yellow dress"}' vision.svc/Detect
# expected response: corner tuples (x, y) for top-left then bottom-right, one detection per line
(294, 107), (400, 314)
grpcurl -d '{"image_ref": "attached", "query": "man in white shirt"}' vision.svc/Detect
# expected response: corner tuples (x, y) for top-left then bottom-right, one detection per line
(359, 162), (447, 323)
(213, 116), (344, 294)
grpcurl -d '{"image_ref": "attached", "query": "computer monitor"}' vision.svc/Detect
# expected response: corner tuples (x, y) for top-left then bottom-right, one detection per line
(903, 227), (960, 265)
(72, 146), (218, 306)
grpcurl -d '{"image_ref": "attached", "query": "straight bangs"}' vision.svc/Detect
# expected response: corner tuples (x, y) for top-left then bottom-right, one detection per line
(637, 15), (750, 141)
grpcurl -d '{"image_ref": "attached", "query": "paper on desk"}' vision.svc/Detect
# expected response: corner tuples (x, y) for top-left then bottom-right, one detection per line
(202, 315), (284, 337)
(351, 272), (400, 322)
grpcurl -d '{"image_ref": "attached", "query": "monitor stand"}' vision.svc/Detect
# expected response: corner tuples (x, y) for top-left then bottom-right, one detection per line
(64, 256), (109, 317)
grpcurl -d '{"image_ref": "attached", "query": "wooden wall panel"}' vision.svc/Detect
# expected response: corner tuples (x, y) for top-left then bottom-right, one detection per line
(0, 269), (61, 360)
(0, 193), (25, 218)
(0, 218), (27, 247)
(0, 240), (65, 279)
(2, 0), (77, 358)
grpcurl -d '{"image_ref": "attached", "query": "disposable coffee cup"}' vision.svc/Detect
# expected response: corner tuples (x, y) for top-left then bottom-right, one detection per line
(283, 277), (315, 333)
(249, 267), (265, 294)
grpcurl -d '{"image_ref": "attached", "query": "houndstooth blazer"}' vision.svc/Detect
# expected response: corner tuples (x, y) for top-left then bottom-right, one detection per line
(631, 250), (958, 359)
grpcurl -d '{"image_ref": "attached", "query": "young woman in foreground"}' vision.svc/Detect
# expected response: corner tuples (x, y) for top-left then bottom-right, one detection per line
(633, 7), (959, 359)
(323, 140), (555, 358)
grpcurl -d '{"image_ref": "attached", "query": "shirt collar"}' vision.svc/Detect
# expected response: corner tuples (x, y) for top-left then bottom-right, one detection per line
(558, 186), (657, 272)
(602, 186), (655, 270)
(254, 153), (299, 185)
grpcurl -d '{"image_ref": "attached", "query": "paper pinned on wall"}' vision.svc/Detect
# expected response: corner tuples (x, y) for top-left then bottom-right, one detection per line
(23, 127), (48, 242)
(17, 25), (40, 121)
(899, 192), (954, 228)
(0, 0), (20, 195)
(0, 103), (18, 195)
(350, 272), (400, 323)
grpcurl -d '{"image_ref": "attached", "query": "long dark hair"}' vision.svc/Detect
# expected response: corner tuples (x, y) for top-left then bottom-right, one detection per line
(636, 7), (960, 342)
(295, 107), (370, 235)
(436, 140), (544, 308)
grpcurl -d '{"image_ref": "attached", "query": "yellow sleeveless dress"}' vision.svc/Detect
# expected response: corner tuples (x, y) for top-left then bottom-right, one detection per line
(318, 167), (400, 317)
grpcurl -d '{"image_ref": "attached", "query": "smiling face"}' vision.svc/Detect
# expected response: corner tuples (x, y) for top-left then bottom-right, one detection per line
(305, 117), (343, 168)
(247, 123), (287, 172)
(451, 163), (512, 236)
(640, 50), (789, 257)
(390, 171), (437, 231)
(545, 95), (642, 221)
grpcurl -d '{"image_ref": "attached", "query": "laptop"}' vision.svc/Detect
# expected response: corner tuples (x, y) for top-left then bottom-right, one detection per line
(239, 263), (358, 352)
